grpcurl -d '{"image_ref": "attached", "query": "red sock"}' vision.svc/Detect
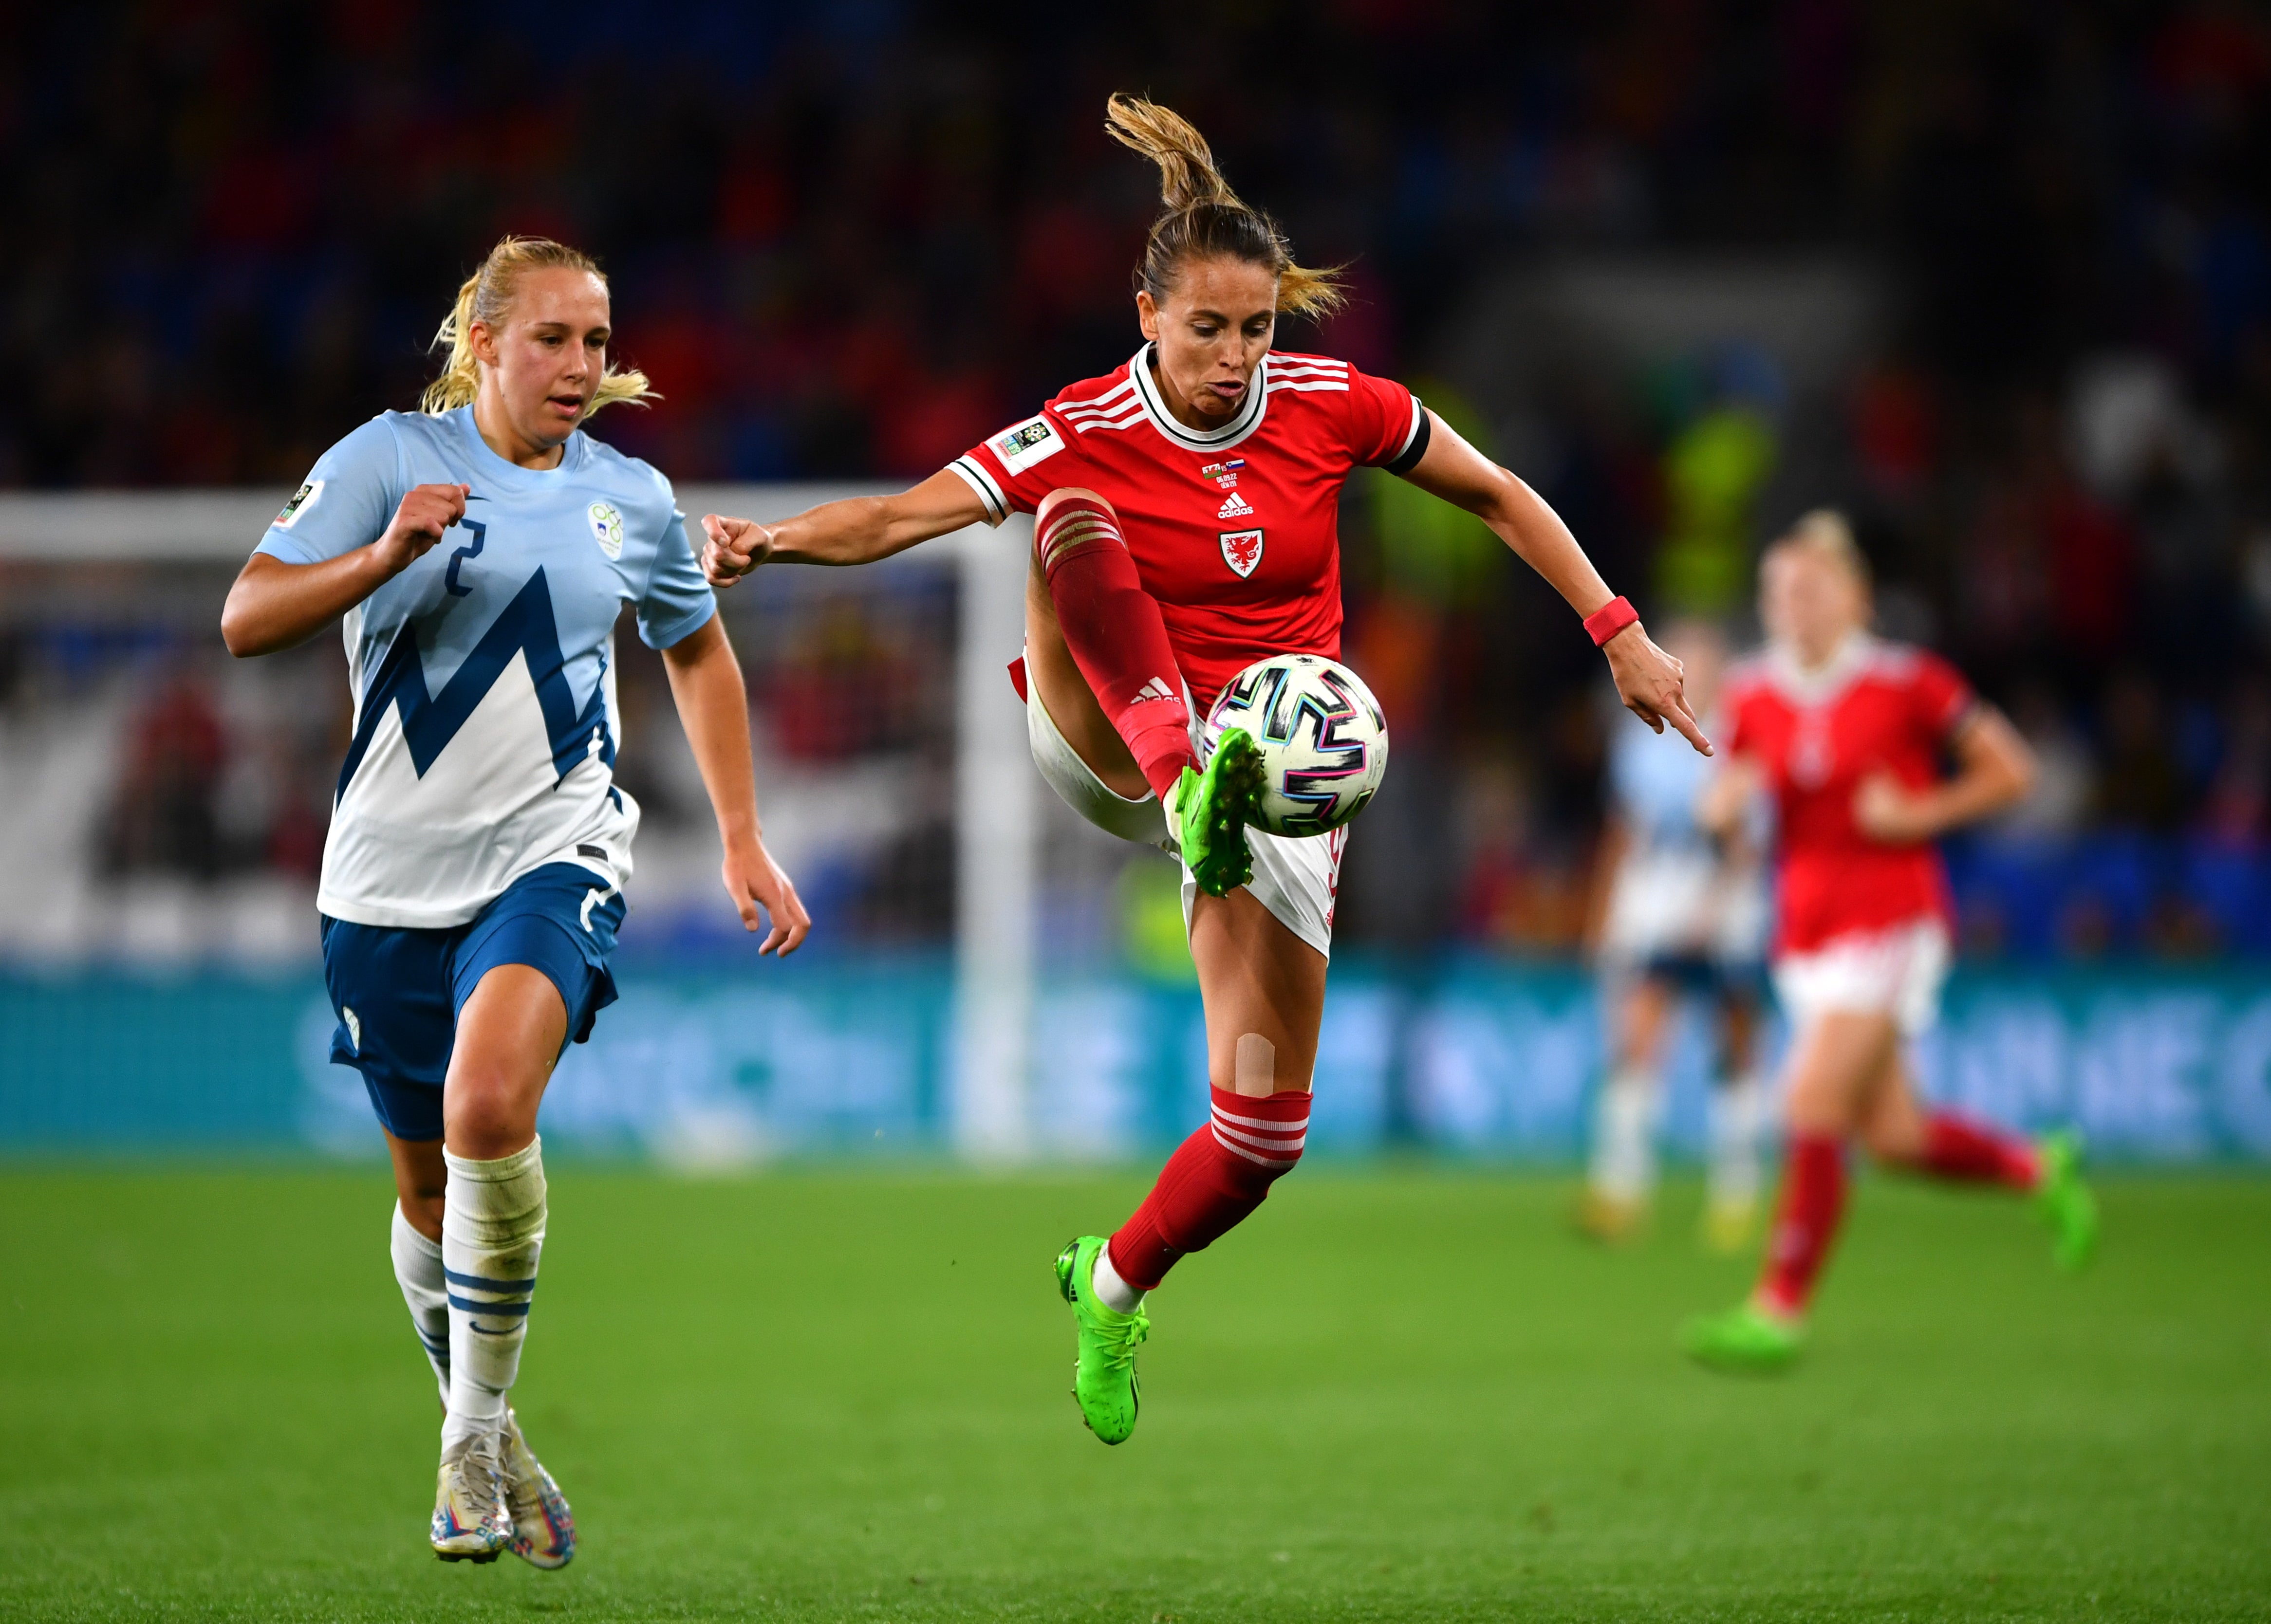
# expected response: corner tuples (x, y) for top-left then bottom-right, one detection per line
(1906, 1111), (2040, 1189)
(1758, 1134), (1847, 1317)
(1107, 1086), (1310, 1289)
(1035, 491), (1199, 800)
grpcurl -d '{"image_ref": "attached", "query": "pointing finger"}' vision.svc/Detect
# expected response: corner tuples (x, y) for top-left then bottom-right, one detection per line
(1665, 691), (1714, 757)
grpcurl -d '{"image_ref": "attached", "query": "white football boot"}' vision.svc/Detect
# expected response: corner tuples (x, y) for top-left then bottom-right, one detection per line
(430, 1428), (514, 1562)
(501, 1407), (576, 1569)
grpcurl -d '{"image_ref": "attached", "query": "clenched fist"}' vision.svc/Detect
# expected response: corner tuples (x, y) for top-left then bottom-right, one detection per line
(375, 483), (470, 577)
(699, 514), (775, 589)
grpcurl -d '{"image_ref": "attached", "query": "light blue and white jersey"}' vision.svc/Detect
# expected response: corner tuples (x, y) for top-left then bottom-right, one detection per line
(1599, 714), (1769, 966)
(259, 406), (715, 929)
(1607, 720), (1715, 862)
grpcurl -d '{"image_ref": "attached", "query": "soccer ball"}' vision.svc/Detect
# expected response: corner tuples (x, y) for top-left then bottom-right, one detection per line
(1201, 654), (1389, 837)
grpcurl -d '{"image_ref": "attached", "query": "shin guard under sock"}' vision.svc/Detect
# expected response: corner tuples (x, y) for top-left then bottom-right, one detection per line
(1035, 493), (1198, 800)
(1906, 1110), (2041, 1189)
(390, 1202), (451, 1407)
(442, 1138), (546, 1450)
(1107, 1086), (1310, 1290)
(1759, 1134), (1847, 1317)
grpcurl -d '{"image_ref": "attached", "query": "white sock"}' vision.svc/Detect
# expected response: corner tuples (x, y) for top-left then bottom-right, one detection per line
(389, 1202), (451, 1407)
(441, 1138), (546, 1452)
(1708, 1073), (1765, 1210)
(1588, 1068), (1660, 1203)
(1090, 1242), (1144, 1314)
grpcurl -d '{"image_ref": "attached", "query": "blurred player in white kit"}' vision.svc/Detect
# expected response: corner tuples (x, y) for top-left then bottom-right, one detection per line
(1580, 619), (1771, 1250)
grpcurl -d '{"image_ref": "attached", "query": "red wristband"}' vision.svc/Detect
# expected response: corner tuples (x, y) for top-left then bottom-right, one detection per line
(1583, 595), (1639, 647)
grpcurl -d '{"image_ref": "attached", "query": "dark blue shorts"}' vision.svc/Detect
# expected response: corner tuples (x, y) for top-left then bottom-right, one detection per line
(320, 863), (626, 1143)
(1637, 952), (1768, 1002)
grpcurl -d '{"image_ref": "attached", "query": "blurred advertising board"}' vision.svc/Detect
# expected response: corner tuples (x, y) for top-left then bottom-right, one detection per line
(5, 961), (2271, 1163)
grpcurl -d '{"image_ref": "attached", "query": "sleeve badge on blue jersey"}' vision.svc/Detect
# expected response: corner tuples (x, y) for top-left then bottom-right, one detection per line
(276, 480), (324, 529)
(992, 415), (1064, 474)
(588, 500), (626, 560)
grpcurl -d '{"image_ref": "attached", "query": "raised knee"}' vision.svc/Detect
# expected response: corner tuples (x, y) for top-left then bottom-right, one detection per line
(1034, 487), (1124, 572)
(1035, 486), (1115, 525)
(445, 1072), (535, 1160)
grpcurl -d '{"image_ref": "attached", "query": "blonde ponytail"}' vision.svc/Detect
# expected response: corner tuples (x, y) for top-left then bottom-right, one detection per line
(1105, 94), (1236, 212)
(1105, 93), (1346, 321)
(419, 236), (657, 418)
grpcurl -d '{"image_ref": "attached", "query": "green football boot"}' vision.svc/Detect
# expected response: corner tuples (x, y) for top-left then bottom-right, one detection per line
(2034, 1130), (2098, 1273)
(1680, 1300), (1804, 1374)
(1054, 1235), (1149, 1445)
(1168, 729), (1266, 898)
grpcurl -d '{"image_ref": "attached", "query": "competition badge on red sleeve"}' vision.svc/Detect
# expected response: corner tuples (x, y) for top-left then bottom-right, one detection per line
(1220, 528), (1265, 578)
(992, 414), (1064, 474)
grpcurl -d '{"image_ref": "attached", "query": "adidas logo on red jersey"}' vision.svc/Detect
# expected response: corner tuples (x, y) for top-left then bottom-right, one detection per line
(1217, 492), (1253, 519)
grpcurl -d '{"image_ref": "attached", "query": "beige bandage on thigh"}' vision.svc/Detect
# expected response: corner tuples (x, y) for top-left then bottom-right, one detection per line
(1233, 1033), (1278, 1098)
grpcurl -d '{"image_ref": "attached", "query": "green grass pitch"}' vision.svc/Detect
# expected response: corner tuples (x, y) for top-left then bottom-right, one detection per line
(2, 1165), (2267, 1622)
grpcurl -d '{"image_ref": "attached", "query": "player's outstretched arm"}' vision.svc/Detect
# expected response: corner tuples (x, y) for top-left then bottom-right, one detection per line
(660, 612), (811, 956)
(699, 468), (989, 586)
(1397, 412), (1711, 756)
(221, 483), (469, 657)
(1854, 705), (2036, 845)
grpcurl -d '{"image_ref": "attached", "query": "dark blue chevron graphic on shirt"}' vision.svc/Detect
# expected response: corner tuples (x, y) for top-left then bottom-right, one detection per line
(336, 569), (614, 802)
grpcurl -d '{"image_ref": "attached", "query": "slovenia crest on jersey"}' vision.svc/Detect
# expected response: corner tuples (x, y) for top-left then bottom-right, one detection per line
(588, 501), (625, 560)
(1220, 528), (1264, 578)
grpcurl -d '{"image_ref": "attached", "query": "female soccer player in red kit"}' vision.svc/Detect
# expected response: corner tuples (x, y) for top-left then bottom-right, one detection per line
(701, 97), (1704, 1440)
(1682, 512), (2098, 1372)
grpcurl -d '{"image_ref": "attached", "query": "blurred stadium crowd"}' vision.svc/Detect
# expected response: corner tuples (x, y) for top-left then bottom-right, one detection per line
(4, 1), (2271, 963)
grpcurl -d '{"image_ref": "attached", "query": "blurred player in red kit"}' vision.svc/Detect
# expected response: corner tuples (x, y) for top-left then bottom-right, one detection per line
(698, 96), (1705, 1440)
(1682, 512), (2098, 1372)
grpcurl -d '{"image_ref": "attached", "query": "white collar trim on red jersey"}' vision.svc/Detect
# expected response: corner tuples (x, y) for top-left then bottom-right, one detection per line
(1128, 342), (1270, 452)
(1764, 631), (1881, 704)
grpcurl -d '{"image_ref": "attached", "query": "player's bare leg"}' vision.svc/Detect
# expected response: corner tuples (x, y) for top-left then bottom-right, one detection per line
(1186, 890), (1328, 1097)
(1029, 572), (1322, 1439)
(426, 967), (575, 1566)
(1058, 897), (1324, 1441)
(1860, 1048), (2097, 1271)
(1582, 974), (1674, 1240)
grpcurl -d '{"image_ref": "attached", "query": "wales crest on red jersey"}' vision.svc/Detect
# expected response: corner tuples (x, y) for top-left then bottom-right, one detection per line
(1220, 528), (1264, 578)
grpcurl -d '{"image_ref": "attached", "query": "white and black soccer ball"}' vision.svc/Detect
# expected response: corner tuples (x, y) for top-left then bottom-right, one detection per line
(1202, 654), (1389, 837)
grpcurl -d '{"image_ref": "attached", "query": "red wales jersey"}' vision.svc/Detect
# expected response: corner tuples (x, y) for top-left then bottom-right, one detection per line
(949, 345), (1425, 707)
(1722, 637), (1978, 955)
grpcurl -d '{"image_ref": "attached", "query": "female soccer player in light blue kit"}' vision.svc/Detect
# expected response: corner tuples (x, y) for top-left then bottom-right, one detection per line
(222, 237), (809, 1564)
